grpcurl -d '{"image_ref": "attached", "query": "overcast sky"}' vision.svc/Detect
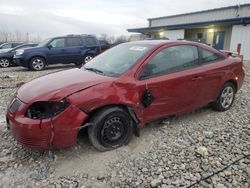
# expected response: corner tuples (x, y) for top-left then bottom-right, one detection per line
(0, 0), (249, 40)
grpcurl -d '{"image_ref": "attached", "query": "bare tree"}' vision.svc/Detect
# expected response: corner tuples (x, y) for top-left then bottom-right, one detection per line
(0, 26), (9, 42)
(100, 33), (108, 41)
(25, 32), (29, 42)
(15, 30), (22, 41)
(114, 35), (128, 45)
(109, 36), (115, 44)
(0, 26), (34, 42)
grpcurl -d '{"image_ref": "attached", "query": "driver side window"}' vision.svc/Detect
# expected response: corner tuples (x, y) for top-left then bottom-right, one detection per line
(141, 45), (199, 79)
(49, 38), (65, 48)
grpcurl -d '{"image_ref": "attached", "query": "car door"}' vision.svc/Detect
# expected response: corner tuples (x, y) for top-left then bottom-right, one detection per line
(195, 47), (228, 105)
(99, 40), (110, 52)
(83, 37), (100, 56)
(46, 37), (67, 64)
(137, 44), (204, 123)
(65, 37), (83, 63)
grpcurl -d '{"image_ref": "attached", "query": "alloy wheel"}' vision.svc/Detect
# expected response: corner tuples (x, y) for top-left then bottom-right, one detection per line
(220, 86), (234, 109)
(0, 59), (10, 68)
(31, 58), (45, 71)
(84, 56), (93, 64)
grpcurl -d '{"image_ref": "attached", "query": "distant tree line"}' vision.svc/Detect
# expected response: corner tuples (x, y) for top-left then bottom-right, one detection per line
(0, 27), (143, 45)
(99, 33), (129, 45)
(0, 26), (42, 43)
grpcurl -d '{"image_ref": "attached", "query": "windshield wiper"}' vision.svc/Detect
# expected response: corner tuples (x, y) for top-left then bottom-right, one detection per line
(84, 67), (105, 75)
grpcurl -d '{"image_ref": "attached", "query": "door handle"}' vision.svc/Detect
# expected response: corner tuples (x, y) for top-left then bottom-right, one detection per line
(192, 76), (203, 81)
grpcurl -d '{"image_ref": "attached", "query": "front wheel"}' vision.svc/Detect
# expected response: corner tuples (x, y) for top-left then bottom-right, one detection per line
(29, 57), (45, 71)
(212, 82), (236, 111)
(0, 58), (10, 68)
(88, 107), (134, 151)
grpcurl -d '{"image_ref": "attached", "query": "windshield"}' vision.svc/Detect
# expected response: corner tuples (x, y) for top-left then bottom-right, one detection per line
(10, 44), (34, 52)
(37, 38), (51, 47)
(0, 43), (12, 49)
(83, 43), (153, 77)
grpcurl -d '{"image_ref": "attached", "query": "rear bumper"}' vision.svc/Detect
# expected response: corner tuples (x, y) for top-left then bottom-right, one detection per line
(6, 99), (88, 150)
(236, 63), (246, 92)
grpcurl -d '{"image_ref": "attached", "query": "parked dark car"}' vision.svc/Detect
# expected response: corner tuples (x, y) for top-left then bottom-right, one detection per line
(99, 39), (111, 52)
(0, 43), (37, 68)
(0, 42), (25, 50)
(6, 40), (245, 151)
(14, 35), (101, 71)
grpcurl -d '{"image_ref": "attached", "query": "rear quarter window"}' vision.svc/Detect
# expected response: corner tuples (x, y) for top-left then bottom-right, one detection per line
(201, 48), (224, 64)
(84, 37), (98, 46)
(66, 37), (82, 47)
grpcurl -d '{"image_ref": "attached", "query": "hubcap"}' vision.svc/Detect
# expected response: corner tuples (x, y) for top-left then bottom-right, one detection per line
(220, 86), (234, 108)
(32, 59), (44, 70)
(0, 59), (10, 68)
(101, 117), (126, 145)
(84, 56), (93, 63)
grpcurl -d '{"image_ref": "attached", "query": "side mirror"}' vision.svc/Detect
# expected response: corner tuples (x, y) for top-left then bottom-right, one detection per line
(47, 44), (53, 49)
(141, 89), (155, 107)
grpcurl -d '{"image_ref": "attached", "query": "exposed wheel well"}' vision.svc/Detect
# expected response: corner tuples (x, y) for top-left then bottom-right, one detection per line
(226, 79), (238, 91)
(29, 56), (46, 65)
(85, 104), (140, 136)
(88, 104), (132, 121)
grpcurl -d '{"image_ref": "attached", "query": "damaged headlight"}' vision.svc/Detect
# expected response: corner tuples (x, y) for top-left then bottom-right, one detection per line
(26, 99), (69, 119)
(15, 49), (24, 56)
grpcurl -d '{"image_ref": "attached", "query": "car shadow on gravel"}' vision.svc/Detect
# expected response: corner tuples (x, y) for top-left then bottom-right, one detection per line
(46, 105), (217, 178)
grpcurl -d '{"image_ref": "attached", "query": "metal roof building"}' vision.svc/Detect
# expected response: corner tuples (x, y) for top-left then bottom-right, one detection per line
(128, 4), (250, 60)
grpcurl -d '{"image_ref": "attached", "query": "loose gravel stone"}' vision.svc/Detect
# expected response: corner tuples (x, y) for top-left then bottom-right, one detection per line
(196, 146), (208, 157)
(150, 178), (161, 187)
(203, 131), (214, 139)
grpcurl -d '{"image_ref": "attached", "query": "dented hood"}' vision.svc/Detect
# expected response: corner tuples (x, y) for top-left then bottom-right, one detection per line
(17, 68), (113, 103)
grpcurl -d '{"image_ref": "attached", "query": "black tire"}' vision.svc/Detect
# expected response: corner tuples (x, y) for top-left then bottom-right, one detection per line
(74, 61), (82, 67)
(212, 82), (236, 111)
(29, 57), (45, 71)
(0, 58), (10, 68)
(83, 55), (93, 64)
(88, 107), (134, 151)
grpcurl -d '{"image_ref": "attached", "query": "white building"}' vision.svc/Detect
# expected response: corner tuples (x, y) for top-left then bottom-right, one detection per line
(128, 4), (250, 60)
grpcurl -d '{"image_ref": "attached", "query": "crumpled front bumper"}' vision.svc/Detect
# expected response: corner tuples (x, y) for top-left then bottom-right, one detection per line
(6, 97), (88, 150)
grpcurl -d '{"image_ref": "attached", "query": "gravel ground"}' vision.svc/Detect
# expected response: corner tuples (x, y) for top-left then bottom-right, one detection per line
(0, 63), (249, 188)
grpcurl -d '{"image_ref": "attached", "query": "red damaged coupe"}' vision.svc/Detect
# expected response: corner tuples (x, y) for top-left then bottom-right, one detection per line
(6, 40), (245, 151)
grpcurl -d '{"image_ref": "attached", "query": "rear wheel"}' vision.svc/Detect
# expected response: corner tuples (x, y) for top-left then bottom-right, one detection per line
(0, 58), (10, 68)
(29, 57), (45, 71)
(88, 107), (134, 151)
(212, 82), (236, 111)
(83, 55), (93, 64)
